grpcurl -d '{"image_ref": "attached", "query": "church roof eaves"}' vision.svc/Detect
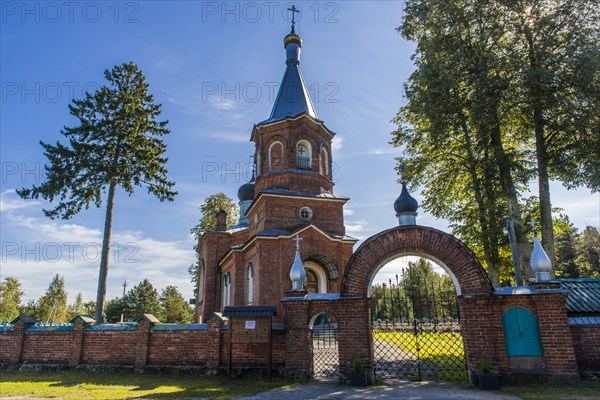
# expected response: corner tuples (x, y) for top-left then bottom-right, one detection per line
(245, 189), (349, 218)
(217, 224), (357, 266)
(250, 113), (336, 141)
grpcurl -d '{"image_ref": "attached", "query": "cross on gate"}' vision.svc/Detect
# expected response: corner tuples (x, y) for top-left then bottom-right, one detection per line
(294, 234), (302, 251)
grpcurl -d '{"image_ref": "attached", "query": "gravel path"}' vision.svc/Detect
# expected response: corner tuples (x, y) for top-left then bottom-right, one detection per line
(237, 379), (521, 400)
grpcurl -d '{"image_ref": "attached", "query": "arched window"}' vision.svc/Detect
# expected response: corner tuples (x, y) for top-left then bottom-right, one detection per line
(296, 140), (312, 170)
(269, 141), (284, 172)
(247, 263), (254, 305)
(199, 259), (205, 302)
(222, 272), (232, 308)
(320, 147), (329, 176)
(256, 152), (261, 176)
(226, 272), (232, 306)
(303, 262), (327, 293)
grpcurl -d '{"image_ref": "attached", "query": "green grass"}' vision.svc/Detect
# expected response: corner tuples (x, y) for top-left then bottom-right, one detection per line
(501, 379), (600, 399)
(373, 330), (467, 382)
(0, 371), (294, 399)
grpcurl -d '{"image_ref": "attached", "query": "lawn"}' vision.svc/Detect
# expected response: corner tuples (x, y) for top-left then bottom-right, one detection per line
(373, 330), (467, 382)
(501, 379), (600, 400)
(0, 371), (293, 399)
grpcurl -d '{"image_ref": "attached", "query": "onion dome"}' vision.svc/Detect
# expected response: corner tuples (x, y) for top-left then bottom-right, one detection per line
(531, 236), (552, 281)
(237, 178), (255, 202)
(394, 183), (418, 214)
(284, 25), (302, 47)
(290, 235), (306, 290)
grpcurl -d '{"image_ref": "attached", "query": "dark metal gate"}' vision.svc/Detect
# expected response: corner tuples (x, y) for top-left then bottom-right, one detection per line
(371, 261), (467, 382)
(310, 314), (340, 380)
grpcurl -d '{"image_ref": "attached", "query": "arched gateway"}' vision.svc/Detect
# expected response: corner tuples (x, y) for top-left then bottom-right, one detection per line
(341, 225), (493, 298)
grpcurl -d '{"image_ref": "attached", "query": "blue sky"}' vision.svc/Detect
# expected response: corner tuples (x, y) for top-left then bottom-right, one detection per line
(1, 1), (598, 305)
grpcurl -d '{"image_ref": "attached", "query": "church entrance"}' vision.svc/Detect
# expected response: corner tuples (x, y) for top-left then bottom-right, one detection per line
(370, 256), (466, 381)
(310, 312), (340, 380)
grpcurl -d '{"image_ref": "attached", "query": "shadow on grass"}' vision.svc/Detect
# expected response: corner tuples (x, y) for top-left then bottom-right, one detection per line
(1, 371), (293, 400)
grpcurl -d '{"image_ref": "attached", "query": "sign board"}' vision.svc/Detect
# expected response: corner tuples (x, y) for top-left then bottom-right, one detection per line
(231, 317), (269, 343)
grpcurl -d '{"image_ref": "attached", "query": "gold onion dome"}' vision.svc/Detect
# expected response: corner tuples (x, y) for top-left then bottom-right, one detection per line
(284, 31), (302, 47)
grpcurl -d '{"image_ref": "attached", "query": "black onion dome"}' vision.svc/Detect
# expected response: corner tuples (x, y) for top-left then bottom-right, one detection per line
(237, 180), (255, 202)
(394, 183), (418, 214)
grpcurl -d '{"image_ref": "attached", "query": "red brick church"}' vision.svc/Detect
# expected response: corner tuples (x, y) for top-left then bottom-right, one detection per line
(194, 23), (359, 323)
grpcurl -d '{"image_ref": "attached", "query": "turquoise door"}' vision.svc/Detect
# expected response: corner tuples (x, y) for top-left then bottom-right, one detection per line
(502, 308), (543, 357)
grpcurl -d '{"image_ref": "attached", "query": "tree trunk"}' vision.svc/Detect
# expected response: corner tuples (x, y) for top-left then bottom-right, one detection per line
(527, 31), (556, 267)
(462, 122), (500, 286)
(535, 111), (556, 267)
(488, 115), (533, 279)
(95, 181), (116, 323)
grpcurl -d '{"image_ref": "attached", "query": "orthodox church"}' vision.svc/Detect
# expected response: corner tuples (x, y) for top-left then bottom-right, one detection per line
(194, 22), (417, 323)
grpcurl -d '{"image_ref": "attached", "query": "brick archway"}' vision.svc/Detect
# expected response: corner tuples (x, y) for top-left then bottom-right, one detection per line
(341, 225), (493, 297)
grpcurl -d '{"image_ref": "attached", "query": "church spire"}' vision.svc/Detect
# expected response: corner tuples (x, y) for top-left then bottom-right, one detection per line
(258, 11), (317, 125)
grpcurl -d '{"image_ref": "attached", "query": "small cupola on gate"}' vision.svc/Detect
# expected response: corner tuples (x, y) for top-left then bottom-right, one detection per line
(394, 182), (418, 226)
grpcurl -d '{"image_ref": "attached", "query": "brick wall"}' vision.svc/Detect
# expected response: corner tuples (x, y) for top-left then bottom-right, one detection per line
(570, 324), (600, 372)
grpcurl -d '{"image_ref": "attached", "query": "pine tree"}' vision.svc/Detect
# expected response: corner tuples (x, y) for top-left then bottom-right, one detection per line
(17, 63), (177, 323)
(123, 279), (164, 320)
(161, 286), (194, 323)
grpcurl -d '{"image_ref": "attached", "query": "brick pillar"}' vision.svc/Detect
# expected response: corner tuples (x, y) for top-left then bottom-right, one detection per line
(135, 320), (152, 372)
(13, 323), (26, 364)
(534, 292), (579, 379)
(70, 322), (86, 366)
(281, 299), (311, 380)
(336, 298), (373, 379)
(206, 318), (222, 369)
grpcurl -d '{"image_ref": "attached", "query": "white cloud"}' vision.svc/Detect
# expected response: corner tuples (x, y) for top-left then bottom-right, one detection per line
(0, 191), (195, 303)
(343, 208), (355, 217)
(332, 136), (344, 152)
(0, 190), (41, 213)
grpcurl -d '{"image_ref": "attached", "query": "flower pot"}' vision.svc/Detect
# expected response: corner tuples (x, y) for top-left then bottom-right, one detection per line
(349, 371), (368, 386)
(478, 373), (502, 390)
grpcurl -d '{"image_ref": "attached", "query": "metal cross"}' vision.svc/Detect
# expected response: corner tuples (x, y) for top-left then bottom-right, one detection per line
(294, 234), (302, 251)
(529, 218), (537, 234)
(298, 146), (306, 155)
(288, 5), (300, 24)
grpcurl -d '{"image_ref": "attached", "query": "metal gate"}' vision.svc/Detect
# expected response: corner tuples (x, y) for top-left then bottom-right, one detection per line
(371, 261), (467, 382)
(310, 313), (340, 380)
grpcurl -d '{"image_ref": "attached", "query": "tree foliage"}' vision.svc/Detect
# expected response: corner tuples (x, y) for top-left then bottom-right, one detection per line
(36, 274), (68, 323)
(0, 277), (24, 322)
(371, 258), (458, 322)
(393, 0), (599, 284)
(190, 192), (239, 239)
(17, 62), (177, 322)
(161, 285), (194, 323)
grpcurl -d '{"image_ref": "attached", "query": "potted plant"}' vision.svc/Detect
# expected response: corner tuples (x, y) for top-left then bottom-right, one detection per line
(474, 356), (502, 390)
(349, 356), (368, 386)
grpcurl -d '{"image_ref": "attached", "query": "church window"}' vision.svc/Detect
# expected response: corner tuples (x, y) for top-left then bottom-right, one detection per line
(199, 259), (205, 302)
(247, 263), (254, 305)
(296, 140), (312, 169)
(320, 147), (329, 176)
(222, 272), (232, 308)
(299, 206), (313, 221)
(303, 262), (327, 294)
(269, 141), (284, 171)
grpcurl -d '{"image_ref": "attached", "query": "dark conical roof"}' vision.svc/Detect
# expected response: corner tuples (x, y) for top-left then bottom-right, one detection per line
(258, 25), (317, 125)
(237, 173), (255, 202)
(394, 183), (418, 214)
